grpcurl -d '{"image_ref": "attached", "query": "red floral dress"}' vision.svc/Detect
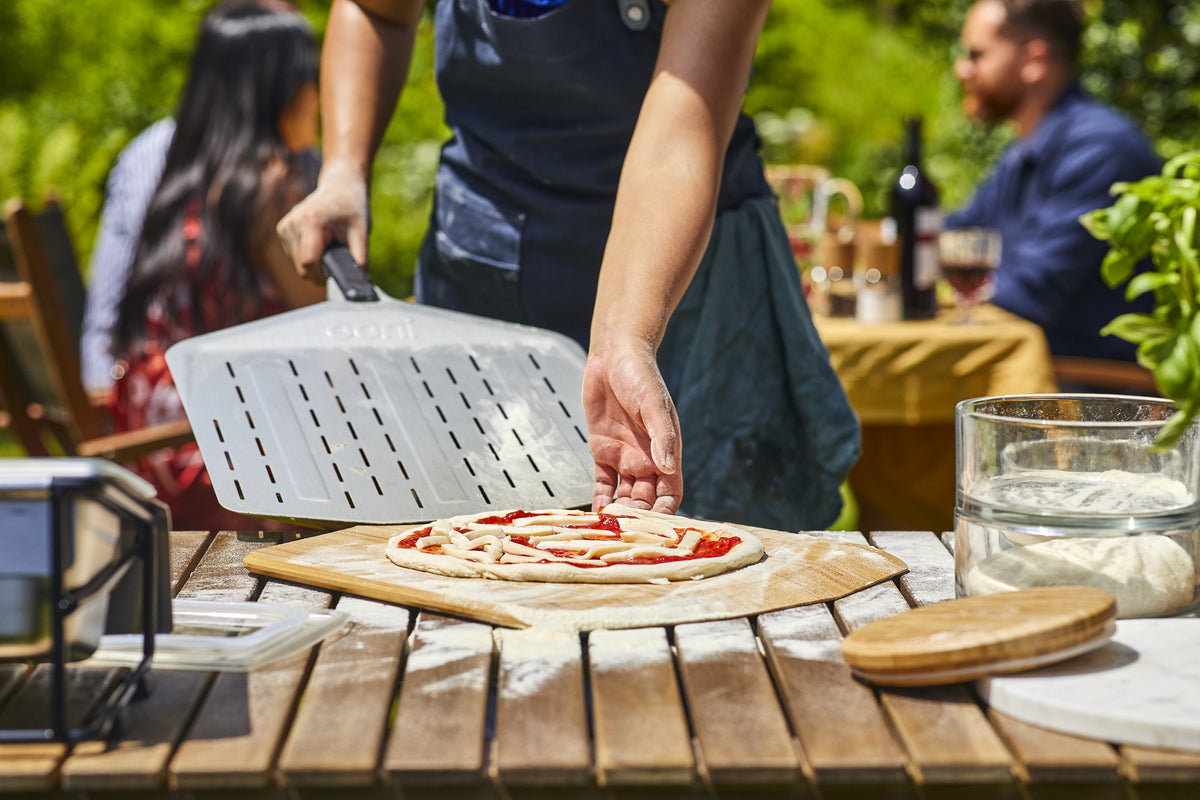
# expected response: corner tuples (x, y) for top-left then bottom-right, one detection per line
(108, 205), (288, 531)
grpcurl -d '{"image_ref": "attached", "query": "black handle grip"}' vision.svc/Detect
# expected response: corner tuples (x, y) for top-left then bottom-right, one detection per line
(321, 244), (379, 302)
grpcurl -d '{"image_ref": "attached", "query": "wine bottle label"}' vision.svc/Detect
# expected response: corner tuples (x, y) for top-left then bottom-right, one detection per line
(914, 208), (943, 290)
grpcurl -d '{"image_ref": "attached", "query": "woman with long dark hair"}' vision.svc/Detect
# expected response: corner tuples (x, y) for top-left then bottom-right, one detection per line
(110, 0), (325, 530)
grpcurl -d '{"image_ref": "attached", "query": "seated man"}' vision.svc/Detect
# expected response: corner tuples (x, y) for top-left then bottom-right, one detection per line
(947, 0), (1160, 362)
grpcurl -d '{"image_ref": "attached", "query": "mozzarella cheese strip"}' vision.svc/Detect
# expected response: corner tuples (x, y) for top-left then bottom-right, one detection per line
(449, 532), (501, 553)
(416, 533), (451, 549)
(502, 539), (550, 558)
(510, 513), (601, 527)
(617, 516), (679, 538)
(498, 553), (607, 566)
(499, 539), (606, 565)
(601, 545), (693, 563)
(440, 544), (496, 563)
(533, 540), (633, 559)
(619, 529), (674, 544)
(458, 524), (507, 539)
(462, 522), (559, 537)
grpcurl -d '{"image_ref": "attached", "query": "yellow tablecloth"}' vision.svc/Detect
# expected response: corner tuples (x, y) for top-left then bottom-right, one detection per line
(814, 304), (1057, 532)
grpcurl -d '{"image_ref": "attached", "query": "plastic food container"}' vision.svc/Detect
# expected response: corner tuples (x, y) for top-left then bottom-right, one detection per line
(955, 395), (1200, 618)
(0, 458), (172, 660)
(87, 599), (348, 671)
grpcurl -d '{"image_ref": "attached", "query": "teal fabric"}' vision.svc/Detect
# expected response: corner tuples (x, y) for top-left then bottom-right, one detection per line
(659, 196), (860, 530)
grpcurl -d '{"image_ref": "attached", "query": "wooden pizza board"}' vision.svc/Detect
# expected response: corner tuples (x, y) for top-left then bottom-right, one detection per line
(243, 524), (907, 631)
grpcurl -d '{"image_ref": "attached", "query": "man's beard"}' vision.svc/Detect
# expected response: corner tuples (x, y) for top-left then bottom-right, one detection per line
(963, 89), (1020, 126)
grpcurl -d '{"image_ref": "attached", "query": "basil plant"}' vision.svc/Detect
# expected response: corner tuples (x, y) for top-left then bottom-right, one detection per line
(1080, 152), (1200, 450)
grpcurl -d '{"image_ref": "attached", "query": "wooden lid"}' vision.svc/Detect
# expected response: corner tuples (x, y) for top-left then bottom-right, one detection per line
(841, 586), (1117, 686)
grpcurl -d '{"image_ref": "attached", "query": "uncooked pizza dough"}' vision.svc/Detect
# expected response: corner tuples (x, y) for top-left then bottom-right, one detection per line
(965, 534), (1196, 618)
(385, 503), (764, 584)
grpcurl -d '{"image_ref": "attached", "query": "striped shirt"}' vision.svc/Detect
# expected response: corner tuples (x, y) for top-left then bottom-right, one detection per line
(80, 118), (175, 394)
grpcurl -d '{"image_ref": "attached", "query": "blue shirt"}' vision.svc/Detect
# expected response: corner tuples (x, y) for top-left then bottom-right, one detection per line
(947, 83), (1160, 361)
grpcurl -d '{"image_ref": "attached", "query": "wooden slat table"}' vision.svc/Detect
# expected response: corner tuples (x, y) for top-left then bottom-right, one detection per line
(2, 529), (1199, 799)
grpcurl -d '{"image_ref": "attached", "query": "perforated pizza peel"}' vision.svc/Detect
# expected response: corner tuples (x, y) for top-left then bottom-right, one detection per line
(165, 247), (594, 526)
(840, 586), (1118, 686)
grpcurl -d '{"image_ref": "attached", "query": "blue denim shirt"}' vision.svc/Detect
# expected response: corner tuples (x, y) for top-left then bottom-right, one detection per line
(947, 83), (1161, 361)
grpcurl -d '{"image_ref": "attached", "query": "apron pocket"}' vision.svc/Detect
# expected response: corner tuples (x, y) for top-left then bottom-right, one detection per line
(434, 170), (524, 271)
(424, 169), (527, 321)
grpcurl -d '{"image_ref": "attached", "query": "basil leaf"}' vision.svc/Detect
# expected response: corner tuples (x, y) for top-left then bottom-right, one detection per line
(1079, 208), (1109, 240)
(1125, 270), (1178, 300)
(1099, 313), (1174, 344)
(1107, 193), (1146, 246)
(1100, 249), (1139, 288)
(1152, 407), (1193, 453)
(1152, 331), (1200, 401)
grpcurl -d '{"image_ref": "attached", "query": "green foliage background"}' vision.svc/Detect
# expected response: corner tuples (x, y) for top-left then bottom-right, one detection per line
(2, 0), (1197, 299)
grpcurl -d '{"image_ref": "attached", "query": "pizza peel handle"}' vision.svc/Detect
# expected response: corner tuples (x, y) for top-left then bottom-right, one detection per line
(321, 244), (378, 303)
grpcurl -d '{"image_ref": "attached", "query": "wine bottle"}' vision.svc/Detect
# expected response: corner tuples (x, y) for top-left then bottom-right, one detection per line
(890, 116), (942, 319)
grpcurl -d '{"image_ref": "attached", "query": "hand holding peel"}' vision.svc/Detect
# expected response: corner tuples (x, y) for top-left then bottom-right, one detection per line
(277, 158), (371, 285)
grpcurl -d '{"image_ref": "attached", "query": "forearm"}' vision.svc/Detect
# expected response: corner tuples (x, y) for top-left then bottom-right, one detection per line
(321, 0), (424, 179)
(590, 0), (770, 351)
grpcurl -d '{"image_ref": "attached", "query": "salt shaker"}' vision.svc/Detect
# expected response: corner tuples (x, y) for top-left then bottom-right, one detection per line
(856, 267), (901, 323)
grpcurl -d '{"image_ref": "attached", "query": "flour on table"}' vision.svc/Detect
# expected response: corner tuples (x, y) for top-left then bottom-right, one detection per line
(495, 628), (580, 698)
(588, 628), (671, 672)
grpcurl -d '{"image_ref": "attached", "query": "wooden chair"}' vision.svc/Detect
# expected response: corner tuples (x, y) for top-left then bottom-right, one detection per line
(0, 196), (193, 461)
(1052, 355), (1160, 396)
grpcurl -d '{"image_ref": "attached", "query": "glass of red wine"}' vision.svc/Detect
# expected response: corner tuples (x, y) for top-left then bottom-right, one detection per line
(939, 228), (1001, 323)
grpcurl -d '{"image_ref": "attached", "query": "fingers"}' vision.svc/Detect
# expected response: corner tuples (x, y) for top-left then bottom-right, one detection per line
(591, 432), (682, 514)
(614, 472), (658, 510)
(346, 221), (369, 268)
(592, 462), (618, 512)
(651, 471), (683, 514)
(643, 392), (681, 476)
(277, 200), (330, 283)
(277, 161), (370, 283)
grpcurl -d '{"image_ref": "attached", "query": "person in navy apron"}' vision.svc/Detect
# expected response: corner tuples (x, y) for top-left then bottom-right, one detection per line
(278, 0), (859, 531)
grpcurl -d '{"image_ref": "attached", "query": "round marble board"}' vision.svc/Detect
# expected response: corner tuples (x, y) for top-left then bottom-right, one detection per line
(980, 617), (1200, 752)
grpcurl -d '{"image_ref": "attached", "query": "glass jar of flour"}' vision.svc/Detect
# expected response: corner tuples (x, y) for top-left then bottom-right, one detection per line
(955, 395), (1200, 618)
